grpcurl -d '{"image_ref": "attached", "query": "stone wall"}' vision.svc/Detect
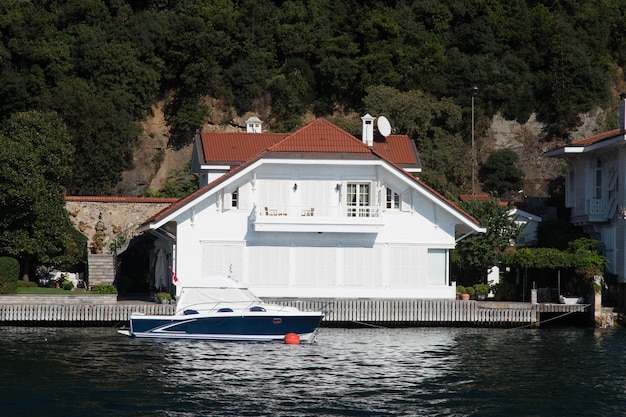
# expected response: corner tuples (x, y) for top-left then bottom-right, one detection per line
(66, 197), (178, 254)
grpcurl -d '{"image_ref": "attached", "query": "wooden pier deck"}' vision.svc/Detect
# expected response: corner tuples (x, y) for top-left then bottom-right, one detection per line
(0, 296), (592, 327)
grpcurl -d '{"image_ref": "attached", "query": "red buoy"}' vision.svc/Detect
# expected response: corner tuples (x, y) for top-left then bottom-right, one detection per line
(284, 333), (300, 344)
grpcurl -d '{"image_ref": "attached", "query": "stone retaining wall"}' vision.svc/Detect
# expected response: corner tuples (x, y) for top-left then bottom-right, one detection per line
(65, 197), (178, 254)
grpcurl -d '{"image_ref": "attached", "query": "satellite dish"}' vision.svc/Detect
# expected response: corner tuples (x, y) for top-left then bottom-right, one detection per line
(377, 116), (391, 137)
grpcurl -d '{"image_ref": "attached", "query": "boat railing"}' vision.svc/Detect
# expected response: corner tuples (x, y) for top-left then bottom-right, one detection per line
(176, 300), (307, 315)
(176, 301), (265, 315)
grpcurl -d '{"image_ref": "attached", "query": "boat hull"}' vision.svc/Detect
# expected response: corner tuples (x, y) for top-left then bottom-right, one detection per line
(127, 312), (323, 343)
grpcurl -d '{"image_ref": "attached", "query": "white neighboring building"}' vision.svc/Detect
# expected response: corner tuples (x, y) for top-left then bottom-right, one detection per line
(510, 208), (542, 247)
(140, 117), (485, 299)
(544, 95), (626, 284)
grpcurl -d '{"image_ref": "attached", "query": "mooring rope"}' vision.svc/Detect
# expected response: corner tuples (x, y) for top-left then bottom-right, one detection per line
(507, 304), (591, 330)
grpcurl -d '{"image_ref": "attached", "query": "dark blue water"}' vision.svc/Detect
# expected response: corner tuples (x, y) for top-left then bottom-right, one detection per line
(0, 326), (624, 416)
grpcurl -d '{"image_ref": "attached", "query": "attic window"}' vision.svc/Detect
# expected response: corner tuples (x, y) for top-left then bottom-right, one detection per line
(386, 187), (400, 210)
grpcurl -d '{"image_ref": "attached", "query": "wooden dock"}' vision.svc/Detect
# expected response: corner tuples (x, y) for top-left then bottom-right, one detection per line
(270, 299), (591, 327)
(0, 296), (592, 327)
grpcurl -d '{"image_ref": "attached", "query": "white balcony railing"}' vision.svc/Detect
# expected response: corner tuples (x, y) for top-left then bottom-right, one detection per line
(587, 199), (610, 222)
(251, 205), (384, 233)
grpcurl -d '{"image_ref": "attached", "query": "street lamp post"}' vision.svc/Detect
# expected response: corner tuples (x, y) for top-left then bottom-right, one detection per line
(471, 86), (478, 195)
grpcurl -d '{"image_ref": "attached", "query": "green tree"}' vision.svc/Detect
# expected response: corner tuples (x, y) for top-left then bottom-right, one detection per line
(479, 149), (525, 197)
(453, 198), (521, 284)
(363, 85), (469, 197)
(41, 78), (139, 195)
(0, 111), (82, 279)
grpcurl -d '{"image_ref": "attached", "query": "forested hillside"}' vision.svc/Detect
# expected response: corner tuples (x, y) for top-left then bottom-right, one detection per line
(2, 0), (625, 198)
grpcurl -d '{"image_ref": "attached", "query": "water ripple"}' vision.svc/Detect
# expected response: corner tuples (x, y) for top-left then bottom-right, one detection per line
(1, 327), (626, 416)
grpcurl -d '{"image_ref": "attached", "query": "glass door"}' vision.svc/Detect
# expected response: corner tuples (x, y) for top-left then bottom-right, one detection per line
(347, 183), (370, 217)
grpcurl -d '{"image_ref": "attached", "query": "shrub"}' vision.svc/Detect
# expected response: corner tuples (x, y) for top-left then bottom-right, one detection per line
(456, 285), (466, 294)
(90, 285), (117, 294)
(473, 284), (490, 296)
(0, 257), (20, 281)
(465, 286), (476, 296)
(0, 276), (17, 294)
(154, 292), (172, 302)
(62, 279), (74, 291)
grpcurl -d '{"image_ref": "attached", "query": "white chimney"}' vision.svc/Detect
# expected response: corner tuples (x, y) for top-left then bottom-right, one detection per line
(245, 116), (263, 133)
(620, 93), (626, 131)
(361, 113), (375, 146)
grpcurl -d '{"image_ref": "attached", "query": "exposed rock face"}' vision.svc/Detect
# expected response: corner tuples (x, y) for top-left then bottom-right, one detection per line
(118, 100), (608, 199)
(485, 111), (605, 198)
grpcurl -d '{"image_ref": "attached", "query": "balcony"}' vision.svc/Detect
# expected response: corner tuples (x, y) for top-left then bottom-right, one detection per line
(573, 198), (615, 224)
(251, 205), (384, 233)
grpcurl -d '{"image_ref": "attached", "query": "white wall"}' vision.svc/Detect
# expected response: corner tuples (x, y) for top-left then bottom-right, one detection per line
(169, 161), (465, 299)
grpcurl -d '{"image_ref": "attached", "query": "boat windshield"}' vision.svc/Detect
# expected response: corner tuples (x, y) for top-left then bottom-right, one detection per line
(176, 287), (260, 311)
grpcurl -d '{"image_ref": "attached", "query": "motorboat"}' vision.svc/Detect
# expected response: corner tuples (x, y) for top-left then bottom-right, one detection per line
(118, 276), (324, 343)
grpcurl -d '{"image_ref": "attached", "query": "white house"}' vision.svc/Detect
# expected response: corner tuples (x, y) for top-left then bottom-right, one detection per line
(510, 208), (542, 247)
(544, 95), (626, 286)
(139, 116), (485, 299)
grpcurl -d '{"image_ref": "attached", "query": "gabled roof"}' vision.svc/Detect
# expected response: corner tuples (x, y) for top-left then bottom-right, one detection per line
(544, 128), (626, 157)
(269, 118), (370, 153)
(196, 118), (420, 169)
(198, 132), (286, 164)
(141, 119), (481, 233)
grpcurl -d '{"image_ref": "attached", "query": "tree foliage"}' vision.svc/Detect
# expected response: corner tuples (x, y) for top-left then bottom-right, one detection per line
(0, 112), (85, 278)
(502, 238), (607, 284)
(479, 149), (525, 197)
(453, 198), (521, 283)
(0, 0), (624, 196)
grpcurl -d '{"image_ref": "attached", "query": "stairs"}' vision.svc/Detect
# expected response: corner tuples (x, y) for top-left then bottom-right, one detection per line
(87, 254), (117, 287)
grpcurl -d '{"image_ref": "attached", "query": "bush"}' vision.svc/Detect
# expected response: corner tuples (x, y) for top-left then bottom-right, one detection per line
(90, 285), (117, 294)
(473, 284), (490, 296)
(465, 286), (476, 296)
(0, 257), (20, 281)
(456, 285), (466, 294)
(0, 276), (17, 294)
(62, 279), (74, 291)
(154, 292), (172, 302)
(17, 281), (38, 288)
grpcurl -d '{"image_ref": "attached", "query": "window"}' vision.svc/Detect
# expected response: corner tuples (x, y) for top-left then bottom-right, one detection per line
(386, 187), (400, 210)
(427, 249), (446, 285)
(566, 171), (575, 207)
(231, 189), (238, 208)
(595, 159), (602, 200)
(346, 183), (370, 217)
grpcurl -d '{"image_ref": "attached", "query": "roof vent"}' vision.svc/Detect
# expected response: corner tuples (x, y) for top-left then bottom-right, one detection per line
(245, 116), (263, 133)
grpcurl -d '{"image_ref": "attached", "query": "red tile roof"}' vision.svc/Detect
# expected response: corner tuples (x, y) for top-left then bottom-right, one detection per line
(269, 118), (370, 153)
(372, 135), (420, 165)
(569, 128), (622, 146)
(198, 132), (286, 163)
(65, 196), (179, 203)
(197, 118), (420, 168)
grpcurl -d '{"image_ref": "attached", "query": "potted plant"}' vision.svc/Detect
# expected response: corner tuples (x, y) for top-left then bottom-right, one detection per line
(78, 221), (88, 232)
(465, 286), (476, 299)
(91, 231), (106, 254)
(456, 285), (465, 300)
(154, 292), (172, 304)
(473, 284), (490, 300)
(457, 285), (470, 301)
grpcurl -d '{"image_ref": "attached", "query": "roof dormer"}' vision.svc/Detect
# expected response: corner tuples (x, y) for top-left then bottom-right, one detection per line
(246, 116), (263, 133)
